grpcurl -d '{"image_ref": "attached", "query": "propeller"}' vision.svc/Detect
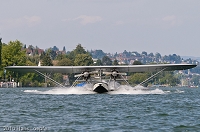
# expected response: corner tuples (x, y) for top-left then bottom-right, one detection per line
(74, 72), (90, 78)
(103, 70), (127, 80)
(103, 71), (127, 76)
(74, 71), (99, 80)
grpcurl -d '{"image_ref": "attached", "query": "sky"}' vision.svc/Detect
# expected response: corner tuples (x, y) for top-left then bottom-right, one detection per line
(0, 0), (200, 57)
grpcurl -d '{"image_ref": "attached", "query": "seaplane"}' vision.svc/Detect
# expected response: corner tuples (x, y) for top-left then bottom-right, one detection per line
(5, 64), (197, 93)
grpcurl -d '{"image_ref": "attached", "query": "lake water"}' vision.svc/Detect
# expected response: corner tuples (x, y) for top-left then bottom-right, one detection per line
(0, 86), (200, 132)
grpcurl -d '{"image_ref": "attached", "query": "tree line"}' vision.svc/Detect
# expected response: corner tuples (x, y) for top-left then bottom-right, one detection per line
(0, 40), (190, 87)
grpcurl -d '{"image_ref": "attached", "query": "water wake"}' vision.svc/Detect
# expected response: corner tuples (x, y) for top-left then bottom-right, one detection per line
(24, 84), (169, 95)
(24, 86), (95, 95)
(108, 85), (165, 94)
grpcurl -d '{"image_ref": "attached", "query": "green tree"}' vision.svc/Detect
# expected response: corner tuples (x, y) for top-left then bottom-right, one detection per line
(74, 54), (93, 66)
(56, 54), (67, 61)
(155, 52), (161, 59)
(23, 44), (26, 49)
(56, 58), (74, 66)
(26, 55), (40, 66)
(155, 71), (180, 86)
(94, 59), (103, 66)
(148, 53), (154, 57)
(74, 44), (87, 55)
(133, 60), (143, 65)
(45, 48), (57, 60)
(67, 44), (89, 61)
(42, 53), (53, 66)
(19, 73), (44, 87)
(26, 60), (37, 66)
(63, 46), (66, 52)
(91, 50), (106, 59)
(128, 73), (149, 86)
(142, 51), (147, 56)
(159, 73), (175, 86)
(102, 56), (112, 65)
(52, 73), (63, 85)
(190, 75), (200, 86)
(2, 40), (26, 67)
(113, 59), (119, 65)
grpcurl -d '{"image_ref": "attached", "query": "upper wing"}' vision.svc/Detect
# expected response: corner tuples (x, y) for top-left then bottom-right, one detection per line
(5, 64), (197, 73)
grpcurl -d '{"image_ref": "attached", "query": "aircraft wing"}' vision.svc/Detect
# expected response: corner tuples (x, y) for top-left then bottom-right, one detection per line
(5, 64), (197, 73)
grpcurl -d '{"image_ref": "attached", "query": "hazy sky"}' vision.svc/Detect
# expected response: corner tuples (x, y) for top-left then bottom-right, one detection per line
(1, 0), (200, 57)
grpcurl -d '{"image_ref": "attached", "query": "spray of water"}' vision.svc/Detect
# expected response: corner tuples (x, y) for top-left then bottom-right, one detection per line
(108, 85), (166, 94)
(24, 84), (95, 94)
(24, 83), (170, 95)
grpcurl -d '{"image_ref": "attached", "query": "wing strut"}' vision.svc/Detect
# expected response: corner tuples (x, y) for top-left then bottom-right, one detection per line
(120, 74), (130, 86)
(71, 75), (82, 87)
(34, 70), (66, 87)
(137, 67), (167, 87)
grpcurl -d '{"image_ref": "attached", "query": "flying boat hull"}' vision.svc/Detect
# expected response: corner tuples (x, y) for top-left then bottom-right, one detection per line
(93, 82), (109, 93)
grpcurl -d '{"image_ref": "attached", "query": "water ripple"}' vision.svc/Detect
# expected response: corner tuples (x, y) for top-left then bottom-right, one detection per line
(0, 87), (200, 131)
